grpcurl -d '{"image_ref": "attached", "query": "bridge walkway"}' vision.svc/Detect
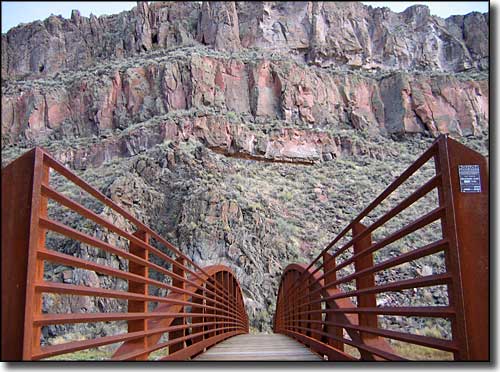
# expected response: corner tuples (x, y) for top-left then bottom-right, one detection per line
(193, 334), (322, 361)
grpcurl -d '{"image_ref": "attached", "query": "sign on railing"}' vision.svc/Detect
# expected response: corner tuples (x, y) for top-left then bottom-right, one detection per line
(1, 148), (249, 361)
(273, 135), (488, 361)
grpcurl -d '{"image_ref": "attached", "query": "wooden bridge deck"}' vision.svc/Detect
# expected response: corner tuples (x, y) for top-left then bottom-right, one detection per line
(193, 333), (323, 361)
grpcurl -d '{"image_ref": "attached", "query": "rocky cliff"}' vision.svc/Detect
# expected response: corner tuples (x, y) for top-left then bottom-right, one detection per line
(1, 1), (489, 80)
(1, 1), (489, 344)
(1, 51), (489, 151)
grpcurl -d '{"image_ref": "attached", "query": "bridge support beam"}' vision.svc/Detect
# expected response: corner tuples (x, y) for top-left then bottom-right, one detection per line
(352, 223), (378, 343)
(204, 277), (216, 340)
(436, 136), (489, 360)
(353, 222), (387, 361)
(191, 288), (204, 345)
(1, 150), (36, 360)
(322, 252), (344, 352)
(170, 256), (187, 354)
(127, 230), (150, 360)
(1, 148), (47, 360)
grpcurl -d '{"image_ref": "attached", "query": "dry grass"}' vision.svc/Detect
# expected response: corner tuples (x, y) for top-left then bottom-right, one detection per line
(44, 346), (171, 361)
(390, 340), (454, 361)
(44, 348), (113, 361)
(342, 340), (453, 361)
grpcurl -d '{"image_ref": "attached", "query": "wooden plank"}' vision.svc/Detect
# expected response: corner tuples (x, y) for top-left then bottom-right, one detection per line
(194, 334), (322, 361)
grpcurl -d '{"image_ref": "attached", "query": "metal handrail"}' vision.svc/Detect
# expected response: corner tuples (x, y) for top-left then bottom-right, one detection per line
(1, 147), (249, 360)
(273, 135), (489, 361)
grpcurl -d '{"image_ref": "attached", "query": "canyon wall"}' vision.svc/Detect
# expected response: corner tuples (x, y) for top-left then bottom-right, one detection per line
(2, 2), (488, 80)
(1, 53), (489, 155)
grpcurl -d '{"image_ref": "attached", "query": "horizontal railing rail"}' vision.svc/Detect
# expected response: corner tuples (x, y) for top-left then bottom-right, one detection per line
(273, 135), (488, 361)
(1, 147), (249, 361)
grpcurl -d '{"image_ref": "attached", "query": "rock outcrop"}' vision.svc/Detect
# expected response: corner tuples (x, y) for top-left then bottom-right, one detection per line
(1, 52), (488, 149)
(1, 2), (488, 79)
(307, 3), (489, 71)
(197, 2), (241, 51)
(1, 2), (201, 79)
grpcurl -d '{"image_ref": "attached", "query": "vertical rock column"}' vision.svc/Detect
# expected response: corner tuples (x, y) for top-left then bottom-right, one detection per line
(197, 1), (241, 52)
(135, 1), (153, 52)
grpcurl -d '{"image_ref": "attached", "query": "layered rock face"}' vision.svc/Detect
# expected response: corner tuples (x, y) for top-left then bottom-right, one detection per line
(1, 1), (489, 339)
(2, 1), (488, 79)
(1, 53), (489, 151)
(2, 1), (489, 150)
(1, 2), (201, 79)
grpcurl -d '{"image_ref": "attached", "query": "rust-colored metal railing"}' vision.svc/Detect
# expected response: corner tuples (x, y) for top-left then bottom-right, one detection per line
(274, 135), (488, 361)
(1, 147), (249, 361)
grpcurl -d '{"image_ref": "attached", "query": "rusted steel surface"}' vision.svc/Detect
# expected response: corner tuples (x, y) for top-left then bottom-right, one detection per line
(436, 137), (489, 360)
(1, 149), (38, 360)
(1, 148), (248, 361)
(274, 135), (489, 361)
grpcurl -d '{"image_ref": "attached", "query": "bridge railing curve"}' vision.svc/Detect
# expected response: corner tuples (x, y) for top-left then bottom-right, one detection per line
(273, 135), (488, 361)
(1, 147), (249, 361)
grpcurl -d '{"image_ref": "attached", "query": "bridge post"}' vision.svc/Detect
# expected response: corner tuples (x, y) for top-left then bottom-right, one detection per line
(278, 277), (283, 333)
(170, 256), (187, 354)
(219, 271), (226, 334)
(205, 277), (216, 339)
(220, 272), (226, 334)
(224, 272), (230, 333)
(191, 288), (204, 344)
(229, 274), (235, 332)
(304, 279), (311, 336)
(287, 272), (295, 333)
(435, 136), (489, 360)
(214, 272), (222, 335)
(294, 271), (301, 334)
(308, 275), (322, 341)
(275, 276), (283, 332)
(285, 274), (291, 332)
(352, 222), (390, 361)
(322, 252), (344, 352)
(299, 278), (307, 333)
(286, 274), (292, 332)
(352, 222), (378, 338)
(1, 148), (47, 360)
(289, 272), (294, 333)
(127, 230), (150, 360)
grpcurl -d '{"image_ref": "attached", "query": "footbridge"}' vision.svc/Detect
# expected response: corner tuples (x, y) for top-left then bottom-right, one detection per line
(1, 135), (488, 361)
